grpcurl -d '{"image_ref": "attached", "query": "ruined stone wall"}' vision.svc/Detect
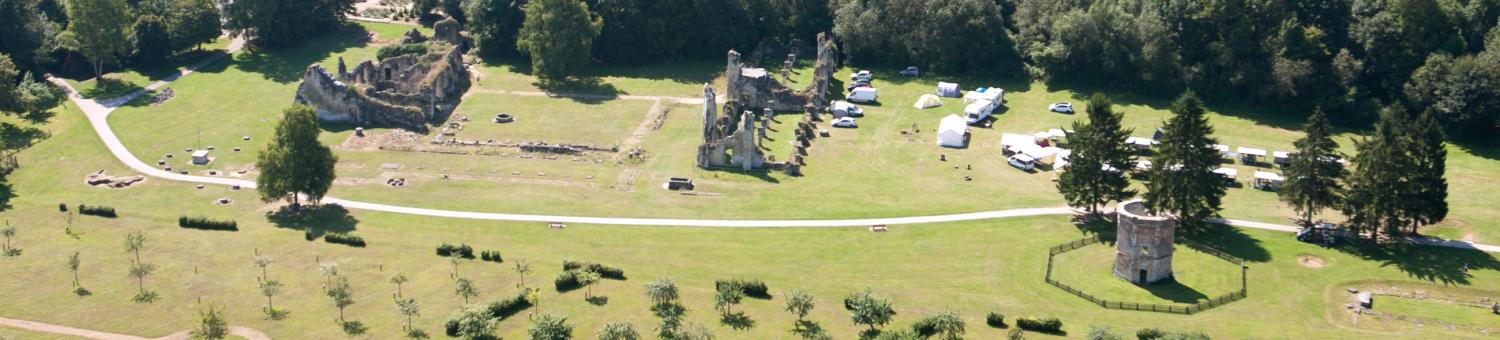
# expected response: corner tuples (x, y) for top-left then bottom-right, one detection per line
(724, 33), (837, 115)
(294, 37), (470, 131)
(1113, 200), (1177, 284)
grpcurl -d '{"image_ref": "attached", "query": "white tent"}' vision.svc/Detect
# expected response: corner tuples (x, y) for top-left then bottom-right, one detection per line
(1001, 133), (1036, 152)
(913, 94), (944, 109)
(937, 115), (968, 147)
(1054, 149), (1073, 169)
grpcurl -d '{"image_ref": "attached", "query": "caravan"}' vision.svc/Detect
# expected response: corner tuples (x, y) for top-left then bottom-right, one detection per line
(964, 100), (998, 125)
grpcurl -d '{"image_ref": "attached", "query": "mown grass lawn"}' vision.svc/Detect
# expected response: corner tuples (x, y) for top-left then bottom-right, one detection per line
(103, 32), (1500, 243)
(2, 102), (1500, 339)
(1048, 242), (1244, 306)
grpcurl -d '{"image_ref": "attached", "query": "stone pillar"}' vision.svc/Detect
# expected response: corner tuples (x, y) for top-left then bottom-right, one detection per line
(1113, 200), (1177, 284)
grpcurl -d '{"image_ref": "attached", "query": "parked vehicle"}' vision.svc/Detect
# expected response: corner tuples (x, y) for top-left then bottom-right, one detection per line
(847, 87), (878, 103)
(832, 117), (858, 128)
(1296, 222), (1349, 247)
(1048, 102), (1074, 113)
(899, 66), (920, 77)
(850, 70), (873, 82)
(831, 101), (864, 117)
(846, 80), (871, 92)
(1008, 154), (1036, 171)
(964, 99), (998, 124)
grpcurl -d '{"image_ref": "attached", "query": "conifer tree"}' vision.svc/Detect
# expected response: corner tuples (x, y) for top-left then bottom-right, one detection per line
(1144, 92), (1225, 229)
(1057, 94), (1136, 213)
(1279, 108), (1347, 225)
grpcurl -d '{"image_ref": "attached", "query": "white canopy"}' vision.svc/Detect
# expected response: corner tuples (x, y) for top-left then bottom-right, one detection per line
(1254, 171), (1284, 182)
(1273, 151), (1291, 160)
(1212, 167), (1239, 178)
(1135, 160), (1153, 171)
(1048, 128), (1067, 138)
(1001, 133), (1035, 149)
(1054, 149), (1073, 169)
(913, 94), (944, 109)
(1033, 131), (1052, 139)
(1125, 137), (1157, 148)
(936, 115), (968, 147)
(1237, 147), (1268, 157)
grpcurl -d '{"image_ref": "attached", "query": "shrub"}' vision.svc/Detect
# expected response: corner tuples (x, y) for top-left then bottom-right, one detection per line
(1136, 328), (1165, 340)
(77, 204), (116, 218)
(1135, 329), (1208, 340)
(554, 271), (581, 291)
(436, 243), (474, 258)
(480, 250), (503, 263)
(324, 232), (366, 247)
(304, 230), (316, 241)
(911, 317), (940, 337)
(1015, 316), (1063, 333)
(485, 292), (532, 319)
(59, 203), (68, 212)
(714, 279), (770, 299)
(986, 312), (1006, 328)
(561, 260), (625, 279)
(444, 319), (459, 337)
(377, 43), (428, 60)
(177, 216), (238, 231)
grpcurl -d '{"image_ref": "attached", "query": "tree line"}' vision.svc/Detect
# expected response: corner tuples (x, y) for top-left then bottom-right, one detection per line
(1057, 92), (1448, 241)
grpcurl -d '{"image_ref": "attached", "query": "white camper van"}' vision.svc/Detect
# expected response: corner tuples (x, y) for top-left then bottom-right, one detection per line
(847, 87), (878, 103)
(964, 99), (997, 124)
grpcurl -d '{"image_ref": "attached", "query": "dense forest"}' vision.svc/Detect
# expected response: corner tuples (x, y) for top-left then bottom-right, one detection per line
(2, 0), (1499, 139)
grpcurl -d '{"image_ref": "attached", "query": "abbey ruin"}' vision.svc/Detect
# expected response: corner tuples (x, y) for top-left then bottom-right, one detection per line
(698, 33), (837, 171)
(294, 24), (471, 132)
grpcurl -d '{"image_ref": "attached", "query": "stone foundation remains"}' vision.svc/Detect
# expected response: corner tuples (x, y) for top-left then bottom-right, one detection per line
(1113, 200), (1177, 284)
(724, 33), (837, 117)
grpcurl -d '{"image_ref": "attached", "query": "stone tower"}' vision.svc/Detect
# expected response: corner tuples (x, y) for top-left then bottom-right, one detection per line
(1113, 199), (1177, 284)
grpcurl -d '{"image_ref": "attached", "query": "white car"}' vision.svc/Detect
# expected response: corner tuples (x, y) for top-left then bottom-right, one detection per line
(1048, 102), (1074, 113)
(832, 117), (858, 128)
(831, 101), (864, 117)
(1008, 154), (1036, 171)
(850, 70), (873, 82)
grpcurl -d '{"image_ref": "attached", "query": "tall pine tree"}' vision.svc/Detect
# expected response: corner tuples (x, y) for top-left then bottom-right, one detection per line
(1279, 108), (1347, 225)
(1404, 108), (1448, 232)
(1057, 94), (1136, 214)
(1343, 106), (1416, 239)
(1144, 92), (1225, 229)
(256, 105), (338, 206)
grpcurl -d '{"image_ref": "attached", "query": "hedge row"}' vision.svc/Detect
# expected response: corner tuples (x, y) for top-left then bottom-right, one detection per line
(1137, 328), (1210, 340)
(1015, 316), (1062, 333)
(480, 250), (502, 263)
(714, 279), (770, 299)
(485, 292), (531, 319)
(554, 271), (582, 292)
(561, 260), (625, 280)
(325, 232), (366, 247)
(436, 243), (474, 258)
(986, 312), (1006, 328)
(177, 216), (237, 231)
(78, 204), (116, 218)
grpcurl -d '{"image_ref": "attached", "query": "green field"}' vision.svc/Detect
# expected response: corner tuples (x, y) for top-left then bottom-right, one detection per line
(1049, 243), (1244, 306)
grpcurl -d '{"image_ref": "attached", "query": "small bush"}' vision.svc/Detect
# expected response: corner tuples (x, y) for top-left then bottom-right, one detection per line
(177, 216), (238, 231)
(324, 232), (366, 247)
(912, 317), (940, 337)
(377, 43), (428, 60)
(554, 271), (581, 291)
(480, 250), (503, 263)
(436, 243), (474, 258)
(561, 260), (625, 279)
(59, 203), (68, 212)
(1136, 328), (1165, 340)
(77, 204), (116, 218)
(485, 292), (532, 319)
(1135, 328), (1208, 340)
(714, 279), (770, 299)
(304, 230), (316, 241)
(1015, 316), (1063, 333)
(444, 319), (459, 337)
(986, 312), (1007, 328)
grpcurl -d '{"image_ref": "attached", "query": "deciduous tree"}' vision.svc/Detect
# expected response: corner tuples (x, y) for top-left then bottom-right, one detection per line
(193, 305), (229, 340)
(515, 0), (600, 81)
(132, 15), (172, 66)
(529, 313), (574, 340)
(256, 105), (337, 206)
(844, 289), (895, 333)
(326, 276), (355, 322)
(63, 0), (134, 78)
(596, 320), (639, 340)
(167, 0), (222, 51)
(454, 277), (479, 304)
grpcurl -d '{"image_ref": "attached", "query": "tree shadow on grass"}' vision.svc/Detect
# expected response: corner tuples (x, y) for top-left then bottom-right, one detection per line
(0, 178), (14, 213)
(720, 312), (754, 330)
(78, 78), (144, 100)
(533, 77), (621, 104)
(1335, 240), (1500, 285)
(233, 24), (373, 84)
(265, 204), (359, 239)
(1180, 222), (1271, 263)
(1071, 214), (1116, 239)
(586, 296), (609, 306)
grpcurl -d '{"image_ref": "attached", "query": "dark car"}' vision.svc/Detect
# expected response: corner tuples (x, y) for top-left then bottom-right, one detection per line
(899, 66), (920, 77)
